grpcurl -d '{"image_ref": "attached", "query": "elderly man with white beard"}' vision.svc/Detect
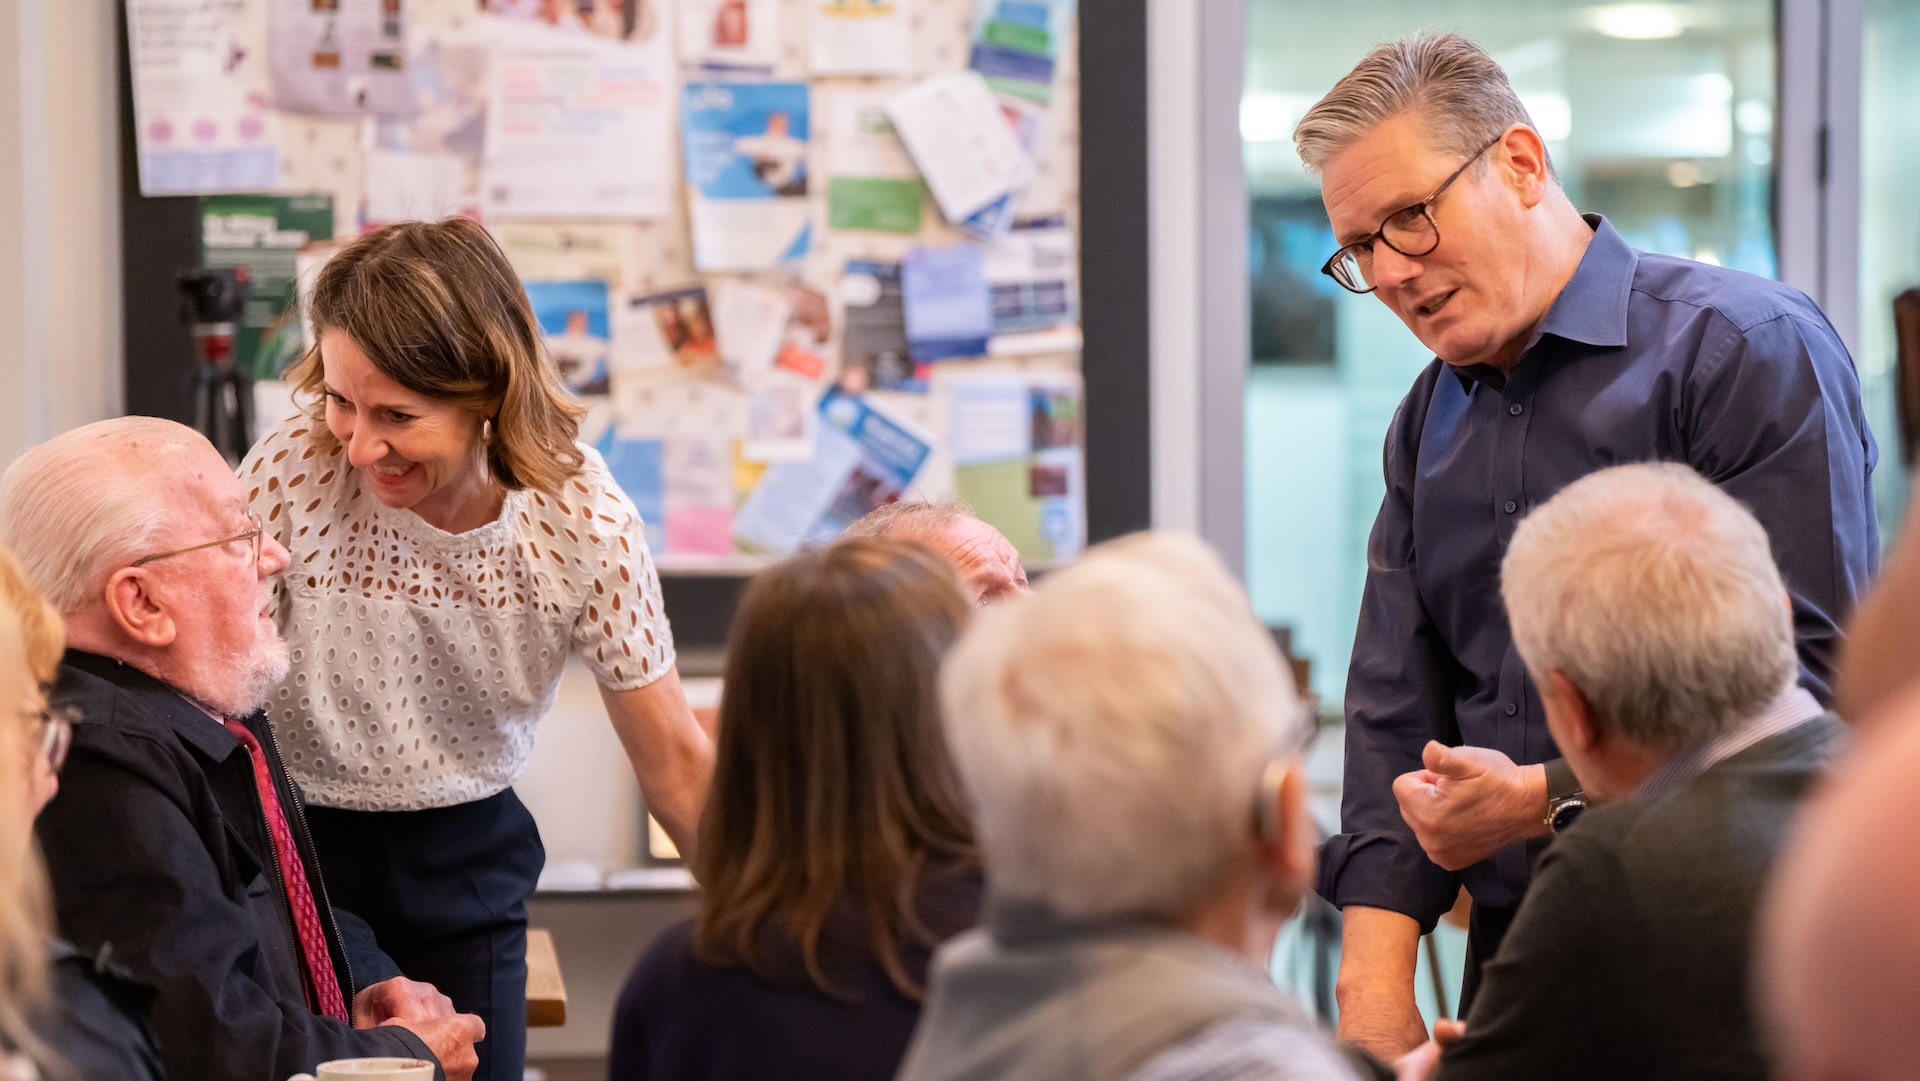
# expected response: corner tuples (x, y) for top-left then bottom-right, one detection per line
(0, 418), (484, 1081)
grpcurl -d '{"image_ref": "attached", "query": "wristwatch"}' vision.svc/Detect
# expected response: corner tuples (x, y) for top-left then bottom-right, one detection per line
(1543, 757), (1589, 833)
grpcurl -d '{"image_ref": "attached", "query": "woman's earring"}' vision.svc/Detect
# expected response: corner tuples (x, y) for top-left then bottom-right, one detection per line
(483, 418), (494, 443)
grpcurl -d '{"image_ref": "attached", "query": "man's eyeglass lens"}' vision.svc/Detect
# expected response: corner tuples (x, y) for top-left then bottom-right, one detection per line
(1327, 207), (1440, 293)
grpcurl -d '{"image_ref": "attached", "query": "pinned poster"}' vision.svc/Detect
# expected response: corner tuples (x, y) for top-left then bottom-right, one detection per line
(886, 72), (1034, 224)
(682, 82), (812, 272)
(948, 370), (1084, 565)
(482, 20), (676, 219)
(614, 287), (722, 375)
(268, 0), (411, 118)
(494, 223), (630, 285)
(525, 280), (613, 396)
(128, 0), (281, 196)
(734, 389), (934, 554)
(968, 0), (1077, 105)
(363, 150), (467, 225)
(827, 90), (923, 235)
(810, 0), (911, 76)
(663, 438), (736, 558)
(710, 279), (794, 383)
(902, 245), (992, 362)
(200, 194), (336, 381)
(984, 216), (1078, 346)
(840, 261), (923, 393)
(677, 0), (779, 72)
(371, 24), (490, 164)
(742, 371), (819, 463)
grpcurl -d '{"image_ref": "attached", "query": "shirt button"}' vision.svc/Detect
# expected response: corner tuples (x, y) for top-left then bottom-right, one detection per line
(1505, 500), (1518, 514)
(1505, 703), (1518, 716)
(1509, 403), (1524, 416)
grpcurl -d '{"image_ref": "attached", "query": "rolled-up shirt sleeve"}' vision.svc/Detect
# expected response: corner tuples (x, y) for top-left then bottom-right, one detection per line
(1316, 384), (1463, 933)
(1684, 309), (1878, 705)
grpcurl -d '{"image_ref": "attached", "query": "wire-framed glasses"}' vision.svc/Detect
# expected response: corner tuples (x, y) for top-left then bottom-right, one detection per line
(131, 513), (264, 568)
(1319, 133), (1505, 294)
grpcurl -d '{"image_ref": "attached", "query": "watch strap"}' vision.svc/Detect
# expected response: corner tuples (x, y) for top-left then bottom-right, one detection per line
(1544, 756), (1582, 802)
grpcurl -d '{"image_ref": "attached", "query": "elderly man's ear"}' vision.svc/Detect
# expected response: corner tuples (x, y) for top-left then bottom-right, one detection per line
(1541, 669), (1601, 755)
(102, 568), (181, 648)
(1257, 763), (1317, 908)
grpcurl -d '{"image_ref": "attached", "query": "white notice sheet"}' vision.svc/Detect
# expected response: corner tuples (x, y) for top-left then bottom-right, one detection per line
(128, 0), (281, 196)
(481, 17), (677, 220)
(885, 72), (1034, 224)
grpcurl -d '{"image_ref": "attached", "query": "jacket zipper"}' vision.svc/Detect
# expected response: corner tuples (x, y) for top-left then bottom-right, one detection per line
(256, 717), (358, 1005)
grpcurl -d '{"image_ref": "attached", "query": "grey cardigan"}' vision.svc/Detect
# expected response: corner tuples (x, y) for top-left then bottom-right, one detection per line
(897, 899), (1358, 1081)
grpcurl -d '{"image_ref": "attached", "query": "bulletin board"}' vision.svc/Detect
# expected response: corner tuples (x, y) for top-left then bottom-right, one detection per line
(120, 0), (1087, 595)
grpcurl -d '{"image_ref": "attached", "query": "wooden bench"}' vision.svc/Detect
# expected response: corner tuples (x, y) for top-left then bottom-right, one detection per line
(526, 928), (568, 1027)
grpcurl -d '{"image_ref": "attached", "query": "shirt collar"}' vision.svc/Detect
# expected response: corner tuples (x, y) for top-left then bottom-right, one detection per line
(1635, 684), (1825, 801)
(58, 649), (245, 762)
(1450, 214), (1636, 391)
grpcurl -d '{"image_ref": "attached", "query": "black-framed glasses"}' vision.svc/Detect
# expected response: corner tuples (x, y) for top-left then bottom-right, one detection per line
(131, 513), (264, 568)
(1319, 132), (1505, 294)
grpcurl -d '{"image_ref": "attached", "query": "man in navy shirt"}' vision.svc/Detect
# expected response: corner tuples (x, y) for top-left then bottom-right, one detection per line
(1291, 32), (1879, 1060)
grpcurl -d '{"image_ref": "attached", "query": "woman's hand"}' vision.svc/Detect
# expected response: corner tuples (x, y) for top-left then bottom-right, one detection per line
(601, 667), (715, 864)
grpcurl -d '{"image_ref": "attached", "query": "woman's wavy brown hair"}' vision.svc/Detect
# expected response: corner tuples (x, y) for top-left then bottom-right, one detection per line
(285, 217), (585, 494)
(694, 538), (976, 1000)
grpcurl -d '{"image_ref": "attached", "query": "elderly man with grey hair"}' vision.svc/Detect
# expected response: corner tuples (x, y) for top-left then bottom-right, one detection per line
(1303, 31), (1877, 1055)
(1394, 463), (1843, 1081)
(897, 532), (1369, 1081)
(842, 499), (1029, 605)
(0, 417), (484, 1081)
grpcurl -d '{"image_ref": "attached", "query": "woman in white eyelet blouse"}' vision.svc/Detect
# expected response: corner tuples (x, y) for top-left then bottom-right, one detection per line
(240, 218), (713, 1081)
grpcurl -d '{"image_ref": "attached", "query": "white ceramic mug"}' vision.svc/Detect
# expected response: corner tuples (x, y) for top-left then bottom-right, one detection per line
(287, 1058), (435, 1081)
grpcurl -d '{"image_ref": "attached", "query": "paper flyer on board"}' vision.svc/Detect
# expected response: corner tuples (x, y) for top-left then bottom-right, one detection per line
(613, 286), (722, 375)
(948, 369), (1084, 565)
(734, 390), (932, 554)
(199, 194), (335, 380)
(984, 216), (1077, 337)
(827, 89), (923, 234)
(710, 279), (794, 383)
(902, 244), (992, 361)
(742, 370), (819, 463)
(525, 280), (613, 396)
(967, 0), (1076, 105)
(662, 438), (736, 557)
(481, 20), (676, 219)
(886, 72), (1033, 224)
(840, 260), (923, 393)
(682, 82), (813, 271)
(267, 0), (411, 118)
(809, 0), (910, 76)
(677, 0), (779, 72)
(128, 0), (281, 196)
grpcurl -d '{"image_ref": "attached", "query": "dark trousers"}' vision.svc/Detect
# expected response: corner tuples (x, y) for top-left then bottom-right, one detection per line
(1458, 901), (1518, 1017)
(308, 789), (546, 1081)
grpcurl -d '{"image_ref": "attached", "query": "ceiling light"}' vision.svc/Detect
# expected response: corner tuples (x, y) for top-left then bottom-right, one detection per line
(1592, 4), (1685, 39)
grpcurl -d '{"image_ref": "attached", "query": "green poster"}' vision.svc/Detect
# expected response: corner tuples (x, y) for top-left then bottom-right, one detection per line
(199, 194), (335, 380)
(829, 177), (924, 233)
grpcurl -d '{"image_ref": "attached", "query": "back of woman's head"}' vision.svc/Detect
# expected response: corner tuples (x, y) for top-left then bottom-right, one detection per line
(284, 217), (585, 493)
(695, 538), (975, 999)
(0, 549), (55, 1064)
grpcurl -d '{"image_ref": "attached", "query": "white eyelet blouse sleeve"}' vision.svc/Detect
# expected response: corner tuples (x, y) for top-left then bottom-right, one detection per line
(240, 414), (677, 812)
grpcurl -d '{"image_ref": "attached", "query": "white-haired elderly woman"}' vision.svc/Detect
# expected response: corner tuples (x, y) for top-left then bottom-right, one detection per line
(896, 532), (1367, 1081)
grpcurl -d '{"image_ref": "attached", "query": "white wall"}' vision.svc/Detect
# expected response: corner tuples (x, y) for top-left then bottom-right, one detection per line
(0, 0), (123, 466)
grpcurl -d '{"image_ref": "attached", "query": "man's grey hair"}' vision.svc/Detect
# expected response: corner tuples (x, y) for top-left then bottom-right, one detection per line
(841, 499), (976, 543)
(1501, 463), (1796, 752)
(0, 417), (192, 614)
(939, 531), (1304, 920)
(1294, 30), (1548, 176)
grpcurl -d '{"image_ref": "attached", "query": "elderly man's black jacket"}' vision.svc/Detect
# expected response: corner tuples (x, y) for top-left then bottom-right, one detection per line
(37, 650), (438, 1081)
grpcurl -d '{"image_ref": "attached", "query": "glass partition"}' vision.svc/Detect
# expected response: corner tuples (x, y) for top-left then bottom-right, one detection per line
(1860, 0), (1920, 533)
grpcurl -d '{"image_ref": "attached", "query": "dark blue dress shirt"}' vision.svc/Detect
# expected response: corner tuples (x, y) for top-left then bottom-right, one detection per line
(1318, 216), (1879, 929)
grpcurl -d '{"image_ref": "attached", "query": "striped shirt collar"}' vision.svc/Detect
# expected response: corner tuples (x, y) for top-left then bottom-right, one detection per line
(1636, 685), (1825, 801)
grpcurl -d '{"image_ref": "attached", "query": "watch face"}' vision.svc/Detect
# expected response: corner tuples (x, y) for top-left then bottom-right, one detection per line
(1551, 800), (1588, 833)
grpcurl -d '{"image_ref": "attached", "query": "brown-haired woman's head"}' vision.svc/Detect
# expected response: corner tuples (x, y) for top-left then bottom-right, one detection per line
(695, 538), (976, 1000)
(284, 217), (586, 502)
